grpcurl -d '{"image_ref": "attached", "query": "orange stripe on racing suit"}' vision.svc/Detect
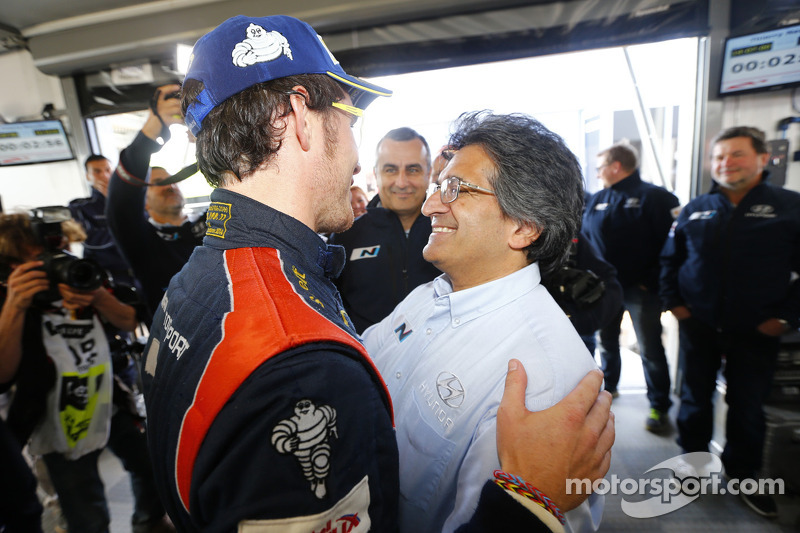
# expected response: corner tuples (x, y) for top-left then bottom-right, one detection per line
(174, 247), (393, 512)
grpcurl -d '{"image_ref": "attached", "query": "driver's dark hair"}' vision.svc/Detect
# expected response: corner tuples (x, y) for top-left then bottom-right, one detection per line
(182, 74), (346, 187)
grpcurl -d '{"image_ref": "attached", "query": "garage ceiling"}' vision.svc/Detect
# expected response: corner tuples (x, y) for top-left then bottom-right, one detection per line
(0, 0), (710, 78)
(2, 0), (799, 80)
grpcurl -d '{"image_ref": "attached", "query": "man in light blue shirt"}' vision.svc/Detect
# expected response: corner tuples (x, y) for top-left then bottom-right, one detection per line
(363, 111), (604, 533)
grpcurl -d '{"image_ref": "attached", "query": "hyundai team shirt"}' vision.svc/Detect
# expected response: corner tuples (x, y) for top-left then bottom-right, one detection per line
(363, 262), (604, 533)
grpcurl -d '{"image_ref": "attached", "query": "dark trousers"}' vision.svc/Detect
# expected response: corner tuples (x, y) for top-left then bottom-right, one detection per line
(598, 285), (672, 411)
(106, 410), (166, 531)
(676, 317), (779, 478)
(43, 409), (165, 533)
(0, 417), (43, 533)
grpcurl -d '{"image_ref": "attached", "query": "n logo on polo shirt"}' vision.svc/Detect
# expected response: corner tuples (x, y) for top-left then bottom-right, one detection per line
(350, 245), (381, 261)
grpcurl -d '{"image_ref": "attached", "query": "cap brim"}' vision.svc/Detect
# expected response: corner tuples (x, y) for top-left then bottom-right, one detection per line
(327, 71), (392, 110)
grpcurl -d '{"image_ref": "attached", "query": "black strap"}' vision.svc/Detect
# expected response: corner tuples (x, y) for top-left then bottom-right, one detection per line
(152, 163), (199, 186)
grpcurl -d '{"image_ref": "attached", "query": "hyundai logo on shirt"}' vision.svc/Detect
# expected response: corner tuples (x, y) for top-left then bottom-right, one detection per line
(746, 204), (776, 218)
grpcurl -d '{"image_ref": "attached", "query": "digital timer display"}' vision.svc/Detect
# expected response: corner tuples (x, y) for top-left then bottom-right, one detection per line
(0, 120), (74, 166)
(720, 24), (800, 95)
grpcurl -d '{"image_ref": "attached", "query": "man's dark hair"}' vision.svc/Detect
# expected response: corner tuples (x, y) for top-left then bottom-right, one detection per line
(446, 111), (584, 276)
(84, 154), (110, 171)
(711, 126), (768, 154)
(375, 127), (431, 169)
(598, 143), (638, 171)
(182, 74), (347, 187)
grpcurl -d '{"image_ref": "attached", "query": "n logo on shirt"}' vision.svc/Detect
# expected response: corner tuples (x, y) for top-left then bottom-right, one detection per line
(394, 322), (412, 342)
(350, 245), (381, 261)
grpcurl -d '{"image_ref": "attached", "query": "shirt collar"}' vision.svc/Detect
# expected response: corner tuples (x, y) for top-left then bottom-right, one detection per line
(204, 188), (346, 279)
(431, 262), (542, 327)
(610, 169), (641, 191)
(90, 188), (106, 204)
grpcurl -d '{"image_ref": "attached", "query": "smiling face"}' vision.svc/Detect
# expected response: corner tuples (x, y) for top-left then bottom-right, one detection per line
(421, 144), (532, 291)
(711, 136), (768, 195)
(374, 138), (430, 228)
(350, 186), (368, 217)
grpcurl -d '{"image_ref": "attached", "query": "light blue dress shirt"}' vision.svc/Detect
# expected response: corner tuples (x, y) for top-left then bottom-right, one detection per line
(363, 262), (604, 533)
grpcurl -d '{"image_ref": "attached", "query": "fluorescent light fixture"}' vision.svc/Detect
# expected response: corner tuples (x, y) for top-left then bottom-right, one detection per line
(176, 43), (193, 75)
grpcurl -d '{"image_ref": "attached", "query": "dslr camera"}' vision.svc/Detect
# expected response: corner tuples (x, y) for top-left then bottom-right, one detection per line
(0, 206), (105, 304)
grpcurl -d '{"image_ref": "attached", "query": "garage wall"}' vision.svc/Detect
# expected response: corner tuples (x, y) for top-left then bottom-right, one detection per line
(0, 50), (86, 213)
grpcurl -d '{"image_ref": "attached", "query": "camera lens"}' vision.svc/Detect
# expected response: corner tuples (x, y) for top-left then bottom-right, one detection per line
(45, 252), (104, 291)
(65, 259), (104, 290)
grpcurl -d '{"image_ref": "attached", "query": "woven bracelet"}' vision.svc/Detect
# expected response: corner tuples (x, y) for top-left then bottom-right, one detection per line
(493, 470), (566, 525)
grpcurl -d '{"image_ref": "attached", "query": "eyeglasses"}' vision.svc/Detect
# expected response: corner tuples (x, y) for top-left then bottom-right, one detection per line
(284, 90), (365, 143)
(433, 176), (495, 204)
(596, 163), (610, 172)
(331, 102), (363, 127)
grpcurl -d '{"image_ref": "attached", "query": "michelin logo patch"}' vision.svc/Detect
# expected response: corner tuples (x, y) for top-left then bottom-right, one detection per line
(232, 24), (292, 67)
(350, 245), (381, 261)
(271, 399), (338, 499)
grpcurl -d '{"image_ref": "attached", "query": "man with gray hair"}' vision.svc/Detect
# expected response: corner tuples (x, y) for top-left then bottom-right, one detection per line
(364, 111), (604, 533)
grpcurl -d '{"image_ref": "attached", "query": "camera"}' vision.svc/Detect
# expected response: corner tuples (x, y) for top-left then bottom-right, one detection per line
(0, 207), (105, 304)
(545, 267), (605, 309)
(542, 237), (606, 310)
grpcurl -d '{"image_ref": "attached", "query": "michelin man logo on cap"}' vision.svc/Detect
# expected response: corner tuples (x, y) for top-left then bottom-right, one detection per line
(232, 24), (292, 67)
(183, 15), (392, 136)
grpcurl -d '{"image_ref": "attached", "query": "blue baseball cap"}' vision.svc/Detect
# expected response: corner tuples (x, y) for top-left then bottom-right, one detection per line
(184, 15), (392, 135)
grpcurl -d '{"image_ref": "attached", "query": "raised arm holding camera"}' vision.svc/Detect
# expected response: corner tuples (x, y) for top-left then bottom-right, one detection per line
(106, 83), (206, 320)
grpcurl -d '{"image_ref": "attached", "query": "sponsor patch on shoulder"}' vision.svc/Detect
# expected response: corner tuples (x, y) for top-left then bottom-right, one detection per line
(238, 475), (371, 532)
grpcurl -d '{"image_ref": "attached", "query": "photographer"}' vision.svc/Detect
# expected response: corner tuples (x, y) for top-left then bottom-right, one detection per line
(106, 83), (206, 319)
(0, 212), (173, 533)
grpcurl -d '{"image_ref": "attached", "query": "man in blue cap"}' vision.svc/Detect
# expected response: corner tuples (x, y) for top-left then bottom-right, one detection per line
(141, 15), (613, 533)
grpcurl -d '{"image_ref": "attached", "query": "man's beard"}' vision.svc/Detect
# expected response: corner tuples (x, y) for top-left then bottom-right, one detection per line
(313, 119), (355, 235)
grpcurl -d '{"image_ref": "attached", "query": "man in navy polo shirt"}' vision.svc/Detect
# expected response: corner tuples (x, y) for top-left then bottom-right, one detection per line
(661, 126), (800, 518)
(583, 142), (679, 432)
(330, 127), (441, 332)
